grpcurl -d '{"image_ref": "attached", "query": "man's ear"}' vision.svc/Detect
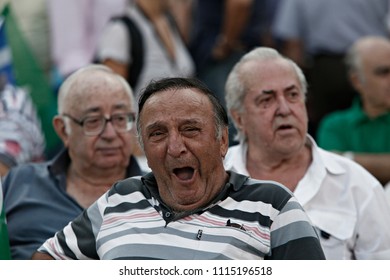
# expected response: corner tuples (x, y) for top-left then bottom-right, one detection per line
(220, 126), (229, 158)
(53, 116), (69, 147)
(230, 109), (244, 132)
(349, 72), (362, 92)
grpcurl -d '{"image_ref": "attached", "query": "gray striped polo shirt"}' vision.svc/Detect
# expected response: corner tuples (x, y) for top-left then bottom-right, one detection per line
(39, 171), (324, 259)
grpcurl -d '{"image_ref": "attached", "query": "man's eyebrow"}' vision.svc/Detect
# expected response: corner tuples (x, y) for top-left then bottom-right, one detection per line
(262, 89), (275, 95)
(262, 85), (298, 95)
(285, 85), (299, 92)
(145, 118), (201, 131)
(145, 122), (164, 132)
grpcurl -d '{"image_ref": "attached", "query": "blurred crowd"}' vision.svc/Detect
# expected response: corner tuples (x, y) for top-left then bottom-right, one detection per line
(1, 0), (390, 260)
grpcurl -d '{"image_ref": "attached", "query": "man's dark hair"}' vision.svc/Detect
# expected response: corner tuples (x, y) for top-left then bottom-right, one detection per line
(136, 77), (229, 144)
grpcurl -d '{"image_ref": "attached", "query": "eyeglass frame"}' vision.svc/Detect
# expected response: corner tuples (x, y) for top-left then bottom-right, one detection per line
(62, 112), (136, 136)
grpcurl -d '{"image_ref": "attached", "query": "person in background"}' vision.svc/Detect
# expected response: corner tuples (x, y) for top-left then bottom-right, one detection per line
(47, 0), (127, 79)
(95, 0), (195, 99)
(189, 0), (278, 146)
(2, 65), (144, 259)
(32, 77), (325, 260)
(317, 36), (390, 187)
(96, 0), (195, 159)
(224, 47), (390, 259)
(0, 78), (45, 177)
(272, 0), (389, 137)
(167, 0), (194, 45)
(0, 2), (47, 175)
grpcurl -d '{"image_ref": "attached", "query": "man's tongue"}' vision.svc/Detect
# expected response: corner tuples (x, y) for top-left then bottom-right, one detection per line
(174, 167), (194, 180)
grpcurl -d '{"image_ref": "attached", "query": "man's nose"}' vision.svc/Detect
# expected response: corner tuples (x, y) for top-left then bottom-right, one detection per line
(100, 120), (117, 138)
(167, 132), (186, 157)
(276, 97), (292, 115)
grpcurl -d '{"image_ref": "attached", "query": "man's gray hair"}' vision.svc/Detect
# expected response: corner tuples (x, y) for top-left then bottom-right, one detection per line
(225, 47), (308, 143)
(345, 36), (390, 83)
(57, 64), (135, 134)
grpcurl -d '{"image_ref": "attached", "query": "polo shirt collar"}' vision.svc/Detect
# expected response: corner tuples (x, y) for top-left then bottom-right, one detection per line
(48, 148), (70, 176)
(349, 97), (366, 124)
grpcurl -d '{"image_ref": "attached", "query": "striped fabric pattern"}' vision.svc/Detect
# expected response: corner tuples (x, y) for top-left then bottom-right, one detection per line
(39, 172), (324, 260)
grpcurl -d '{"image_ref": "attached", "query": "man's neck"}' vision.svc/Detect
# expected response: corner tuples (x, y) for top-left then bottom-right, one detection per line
(66, 163), (127, 208)
(68, 163), (127, 186)
(363, 102), (389, 119)
(246, 143), (312, 192)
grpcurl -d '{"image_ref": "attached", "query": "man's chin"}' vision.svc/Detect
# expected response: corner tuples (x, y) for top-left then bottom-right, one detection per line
(98, 148), (122, 157)
(172, 199), (203, 212)
(171, 189), (205, 210)
(96, 157), (127, 169)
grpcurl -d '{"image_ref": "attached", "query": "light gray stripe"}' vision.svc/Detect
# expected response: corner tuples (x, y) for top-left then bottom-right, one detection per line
(280, 199), (305, 213)
(271, 220), (318, 248)
(86, 197), (105, 238)
(102, 244), (231, 260)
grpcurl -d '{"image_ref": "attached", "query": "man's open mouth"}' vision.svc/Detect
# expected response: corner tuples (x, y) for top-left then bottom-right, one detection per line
(173, 167), (195, 181)
(278, 124), (293, 130)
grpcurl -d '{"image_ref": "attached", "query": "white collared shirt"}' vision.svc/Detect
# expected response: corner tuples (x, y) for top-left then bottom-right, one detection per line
(224, 135), (390, 259)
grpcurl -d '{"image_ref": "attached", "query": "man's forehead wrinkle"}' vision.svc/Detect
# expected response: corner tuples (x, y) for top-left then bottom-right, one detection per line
(141, 88), (212, 128)
(76, 103), (129, 116)
(65, 76), (130, 115)
(146, 117), (202, 129)
(149, 88), (207, 105)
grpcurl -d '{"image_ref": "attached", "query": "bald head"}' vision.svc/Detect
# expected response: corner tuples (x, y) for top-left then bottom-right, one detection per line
(346, 36), (390, 78)
(57, 64), (135, 115)
(345, 36), (390, 117)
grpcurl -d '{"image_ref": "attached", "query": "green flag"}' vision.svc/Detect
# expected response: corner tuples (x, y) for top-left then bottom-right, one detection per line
(0, 181), (11, 260)
(0, 208), (11, 260)
(0, 4), (60, 156)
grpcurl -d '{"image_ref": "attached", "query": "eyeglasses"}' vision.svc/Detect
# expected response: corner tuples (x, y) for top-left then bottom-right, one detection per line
(62, 113), (135, 136)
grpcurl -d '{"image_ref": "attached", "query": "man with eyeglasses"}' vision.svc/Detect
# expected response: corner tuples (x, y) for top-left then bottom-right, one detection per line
(1, 64), (145, 259)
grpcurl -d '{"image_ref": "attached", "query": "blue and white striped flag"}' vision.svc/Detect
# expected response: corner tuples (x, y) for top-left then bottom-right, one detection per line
(0, 17), (15, 85)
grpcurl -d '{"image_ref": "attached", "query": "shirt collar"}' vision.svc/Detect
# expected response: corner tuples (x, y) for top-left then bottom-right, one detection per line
(226, 135), (347, 178)
(294, 136), (326, 204)
(223, 142), (249, 176)
(349, 97), (366, 123)
(48, 148), (70, 176)
(306, 135), (348, 175)
(295, 135), (349, 206)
